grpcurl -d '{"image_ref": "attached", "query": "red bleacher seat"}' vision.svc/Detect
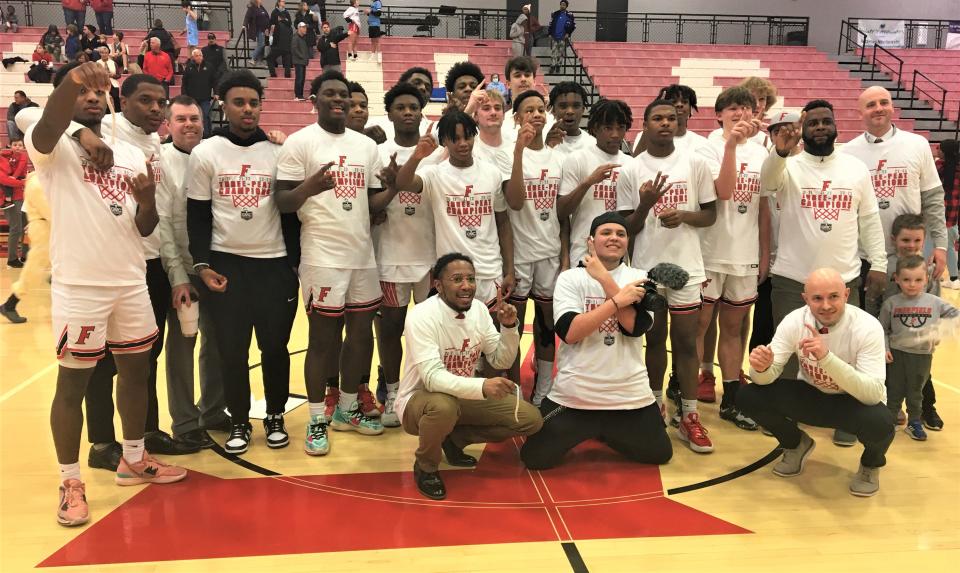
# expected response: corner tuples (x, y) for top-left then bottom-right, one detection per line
(870, 48), (960, 122)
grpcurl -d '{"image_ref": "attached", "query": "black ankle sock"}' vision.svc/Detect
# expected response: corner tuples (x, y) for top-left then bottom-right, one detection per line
(326, 376), (339, 389)
(720, 380), (739, 408)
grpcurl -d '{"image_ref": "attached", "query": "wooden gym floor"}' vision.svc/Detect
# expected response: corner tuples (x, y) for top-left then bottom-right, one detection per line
(1, 266), (958, 572)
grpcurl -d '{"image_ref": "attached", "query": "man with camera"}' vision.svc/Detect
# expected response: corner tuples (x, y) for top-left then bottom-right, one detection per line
(520, 212), (673, 470)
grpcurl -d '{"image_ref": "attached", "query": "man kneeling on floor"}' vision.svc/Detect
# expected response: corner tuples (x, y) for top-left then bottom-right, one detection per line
(739, 267), (895, 497)
(521, 212), (673, 469)
(395, 253), (543, 500)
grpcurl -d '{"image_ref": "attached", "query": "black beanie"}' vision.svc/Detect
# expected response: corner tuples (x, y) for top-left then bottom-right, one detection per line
(589, 211), (628, 236)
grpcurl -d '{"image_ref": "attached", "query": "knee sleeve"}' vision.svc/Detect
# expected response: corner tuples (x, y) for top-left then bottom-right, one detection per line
(534, 308), (554, 349)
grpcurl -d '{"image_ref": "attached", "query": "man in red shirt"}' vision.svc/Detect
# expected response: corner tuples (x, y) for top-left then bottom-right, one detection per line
(61, 0), (88, 30)
(142, 37), (173, 94)
(0, 139), (29, 269)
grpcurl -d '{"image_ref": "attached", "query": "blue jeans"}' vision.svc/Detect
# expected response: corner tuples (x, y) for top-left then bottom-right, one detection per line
(251, 31), (265, 61)
(95, 11), (113, 35)
(199, 99), (213, 137)
(63, 8), (85, 30)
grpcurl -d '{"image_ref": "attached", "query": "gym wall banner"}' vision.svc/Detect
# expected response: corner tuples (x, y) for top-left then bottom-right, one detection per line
(858, 19), (906, 48)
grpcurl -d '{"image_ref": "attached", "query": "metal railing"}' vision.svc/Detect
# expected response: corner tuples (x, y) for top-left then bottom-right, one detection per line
(844, 18), (953, 50)
(910, 69), (950, 131)
(838, 20), (905, 84)
(8, 0), (234, 36)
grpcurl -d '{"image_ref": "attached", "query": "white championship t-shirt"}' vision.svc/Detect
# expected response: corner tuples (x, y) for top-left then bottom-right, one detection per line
(841, 127), (942, 254)
(185, 135), (286, 258)
(473, 137), (514, 182)
(373, 140), (436, 280)
(554, 130), (597, 158)
(551, 265), (655, 410)
(420, 158), (507, 280)
(510, 145), (563, 264)
(697, 136), (770, 270)
(26, 126), (148, 286)
(765, 151), (878, 283)
(560, 144), (637, 267)
(629, 148), (717, 284)
(276, 123), (383, 269)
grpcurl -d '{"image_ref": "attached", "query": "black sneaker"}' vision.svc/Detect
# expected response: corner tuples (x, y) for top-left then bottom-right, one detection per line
(442, 437), (477, 467)
(720, 404), (759, 431)
(263, 414), (289, 449)
(224, 422), (253, 455)
(177, 428), (214, 449)
(6, 259), (23, 268)
(145, 430), (201, 455)
(414, 463), (446, 500)
(0, 305), (26, 324)
(87, 442), (122, 471)
(922, 408), (944, 431)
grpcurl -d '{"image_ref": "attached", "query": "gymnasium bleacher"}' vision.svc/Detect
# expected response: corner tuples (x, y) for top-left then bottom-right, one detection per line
(871, 48), (960, 122)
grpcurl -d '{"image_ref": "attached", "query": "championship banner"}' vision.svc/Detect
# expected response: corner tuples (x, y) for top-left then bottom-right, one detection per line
(859, 19), (906, 48)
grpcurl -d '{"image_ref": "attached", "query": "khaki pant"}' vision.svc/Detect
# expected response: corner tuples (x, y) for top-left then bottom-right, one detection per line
(402, 390), (543, 472)
(12, 217), (49, 299)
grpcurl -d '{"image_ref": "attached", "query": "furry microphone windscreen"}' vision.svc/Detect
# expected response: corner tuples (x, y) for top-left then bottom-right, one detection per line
(647, 262), (689, 290)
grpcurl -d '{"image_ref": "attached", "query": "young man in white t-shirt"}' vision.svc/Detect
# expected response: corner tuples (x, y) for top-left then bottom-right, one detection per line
(627, 99), (718, 453)
(275, 70), (387, 455)
(372, 82), (435, 427)
(396, 110), (516, 308)
(633, 84), (707, 157)
(695, 87), (770, 430)
(548, 81), (596, 157)
(520, 212), (672, 469)
(156, 94), (227, 450)
(396, 253), (542, 500)
(443, 61), (484, 114)
(187, 70), (300, 456)
(557, 99), (638, 269)
(471, 88), (513, 180)
(740, 268), (895, 497)
(366, 66), (434, 142)
(842, 86), (948, 283)
(504, 90), (564, 403)
(28, 62), (187, 527)
(498, 55), (538, 142)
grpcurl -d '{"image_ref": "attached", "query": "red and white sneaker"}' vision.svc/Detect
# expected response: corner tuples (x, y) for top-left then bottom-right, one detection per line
(696, 372), (717, 403)
(115, 452), (188, 486)
(678, 413), (714, 453)
(57, 479), (89, 527)
(323, 386), (340, 420)
(358, 384), (381, 417)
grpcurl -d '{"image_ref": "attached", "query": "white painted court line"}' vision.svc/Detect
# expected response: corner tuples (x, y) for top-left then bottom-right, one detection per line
(0, 362), (56, 405)
(932, 378), (960, 395)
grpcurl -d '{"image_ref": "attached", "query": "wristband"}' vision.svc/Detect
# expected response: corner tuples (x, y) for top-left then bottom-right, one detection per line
(609, 297), (620, 311)
(193, 263), (211, 272)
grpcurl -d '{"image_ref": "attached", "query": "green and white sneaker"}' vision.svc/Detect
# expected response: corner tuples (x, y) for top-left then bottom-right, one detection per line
(331, 401), (384, 435)
(304, 415), (330, 456)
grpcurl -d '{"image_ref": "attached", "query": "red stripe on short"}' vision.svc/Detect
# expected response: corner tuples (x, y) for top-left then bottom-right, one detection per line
(720, 295), (758, 308)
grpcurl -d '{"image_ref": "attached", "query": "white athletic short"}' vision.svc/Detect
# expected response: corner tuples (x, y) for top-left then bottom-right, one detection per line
(703, 269), (758, 307)
(52, 282), (159, 369)
(663, 281), (703, 314)
(512, 257), (560, 303)
(380, 272), (432, 308)
(475, 278), (501, 310)
(300, 264), (382, 317)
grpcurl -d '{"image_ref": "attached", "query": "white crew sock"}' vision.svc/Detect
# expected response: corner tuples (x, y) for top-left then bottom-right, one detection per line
(122, 438), (145, 463)
(681, 399), (699, 421)
(308, 401), (325, 417)
(339, 391), (358, 411)
(700, 362), (714, 374)
(59, 462), (81, 482)
(386, 382), (400, 395)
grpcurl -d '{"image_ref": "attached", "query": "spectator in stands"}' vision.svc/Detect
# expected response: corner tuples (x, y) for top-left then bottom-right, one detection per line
(510, 6), (529, 57)
(64, 24), (81, 61)
(3, 5), (19, 33)
(308, 1), (326, 22)
(201, 32), (227, 87)
(75, 50), (90, 63)
(143, 37), (174, 94)
(292, 22), (310, 101)
(182, 48), (216, 134)
(295, 1), (320, 59)
(182, 1), (200, 54)
(28, 44), (55, 83)
(0, 139), (27, 268)
(547, 1), (575, 73)
(42, 25), (64, 63)
(111, 31), (135, 73)
(146, 19), (179, 73)
(90, 0), (113, 35)
(317, 21), (347, 73)
(6, 91), (38, 142)
(936, 139), (959, 289)
(266, 0), (293, 78)
(365, 0), (383, 64)
(342, 0), (361, 61)
(487, 73), (508, 98)
(80, 24), (102, 60)
(244, 0), (271, 66)
(61, 0), (87, 30)
(95, 45), (121, 110)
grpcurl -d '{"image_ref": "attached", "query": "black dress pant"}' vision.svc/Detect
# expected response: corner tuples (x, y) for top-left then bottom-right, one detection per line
(520, 398), (673, 470)
(749, 276), (774, 350)
(85, 258), (170, 442)
(205, 252), (298, 424)
(737, 378), (895, 468)
(267, 48), (292, 77)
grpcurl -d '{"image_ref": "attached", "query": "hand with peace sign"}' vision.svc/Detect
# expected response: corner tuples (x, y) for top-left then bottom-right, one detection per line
(412, 123), (438, 160)
(494, 287), (518, 328)
(637, 171), (672, 211)
(799, 323), (829, 360)
(772, 111), (805, 157)
(304, 161), (336, 197)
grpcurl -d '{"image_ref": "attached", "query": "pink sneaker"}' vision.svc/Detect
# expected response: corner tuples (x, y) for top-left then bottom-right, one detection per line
(57, 479), (90, 526)
(358, 384), (381, 417)
(115, 452), (188, 486)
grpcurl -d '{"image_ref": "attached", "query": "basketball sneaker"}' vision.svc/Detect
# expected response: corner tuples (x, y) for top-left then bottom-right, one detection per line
(358, 383), (382, 417)
(381, 391), (401, 427)
(331, 401), (384, 435)
(304, 414), (330, 455)
(224, 422), (253, 454)
(324, 386), (340, 419)
(115, 453), (188, 486)
(922, 407), (944, 431)
(678, 413), (714, 453)
(57, 479), (89, 527)
(696, 371), (716, 402)
(719, 404), (758, 431)
(263, 414), (289, 448)
(904, 420), (927, 441)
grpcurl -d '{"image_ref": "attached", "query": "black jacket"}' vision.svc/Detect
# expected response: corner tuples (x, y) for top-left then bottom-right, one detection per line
(269, 8), (293, 51)
(182, 60), (216, 101)
(318, 27), (348, 66)
(201, 43), (227, 80)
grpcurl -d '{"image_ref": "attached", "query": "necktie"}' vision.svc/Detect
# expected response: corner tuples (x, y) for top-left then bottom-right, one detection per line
(819, 326), (829, 334)
(455, 313), (465, 319)
(874, 138), (883, 143)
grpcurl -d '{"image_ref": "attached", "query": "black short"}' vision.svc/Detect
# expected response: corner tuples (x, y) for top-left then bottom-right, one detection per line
(369, 25), (384, 38)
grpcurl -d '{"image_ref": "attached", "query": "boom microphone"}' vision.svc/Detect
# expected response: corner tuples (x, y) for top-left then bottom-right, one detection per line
(647, 262), (689, 291)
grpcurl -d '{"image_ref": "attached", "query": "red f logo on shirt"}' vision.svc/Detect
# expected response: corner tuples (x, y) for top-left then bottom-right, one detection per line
(464, 185), (473, 197)
(239, 164), (252, 178)
(75, 325), (96, 345)
(315, 287), (332, 302)
(876, 159), (887, 172)
(739, 162), (748, 174)
(460, 339), (471, 352)
(339, 155), (347, 167)
(540, 169), (549, 181)
(821, 180), (832, 193)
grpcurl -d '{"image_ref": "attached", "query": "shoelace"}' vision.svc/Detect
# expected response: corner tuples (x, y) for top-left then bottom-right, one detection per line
(64, 484), (85, 507)
(350, 407), (377, 424)
(228, 425), (248, 442)
(685, 414), (709, 438)
(265, 416), (285, 434)
(358, 388), (378, 413)
(308, 420), (328, 440)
